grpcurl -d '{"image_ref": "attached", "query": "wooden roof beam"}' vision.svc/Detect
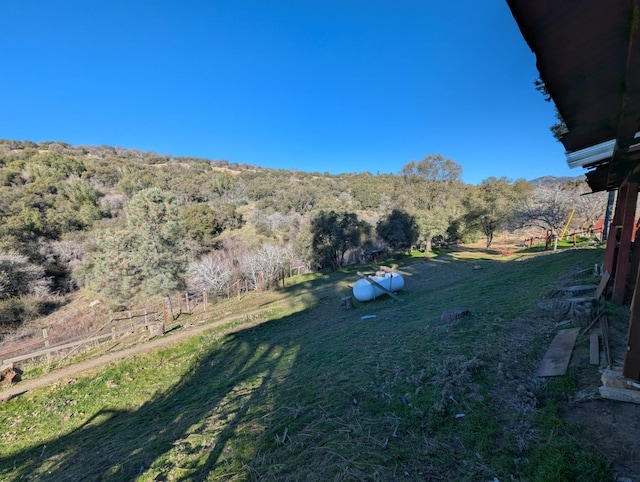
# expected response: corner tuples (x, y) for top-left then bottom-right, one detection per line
(608, 0), (640, 189)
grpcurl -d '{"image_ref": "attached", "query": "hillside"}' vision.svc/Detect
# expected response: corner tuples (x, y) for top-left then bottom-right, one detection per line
(529, 174), (585, 186)
(0, 138), (606, 345)
(1, 244), (628, 480)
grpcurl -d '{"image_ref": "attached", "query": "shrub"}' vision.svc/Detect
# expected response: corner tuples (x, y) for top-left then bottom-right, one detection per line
(0, 251), (50, 299)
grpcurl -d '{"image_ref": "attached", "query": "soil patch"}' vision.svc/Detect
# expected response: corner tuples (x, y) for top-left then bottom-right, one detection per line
(565, 399), (640, 480)
(562, 307), (640, 481)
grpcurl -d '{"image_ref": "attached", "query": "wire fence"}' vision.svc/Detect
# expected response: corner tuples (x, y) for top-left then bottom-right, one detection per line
(0, 262), (312, 367)
(523, 228), (603, 249)
(0, 291), (209, 366)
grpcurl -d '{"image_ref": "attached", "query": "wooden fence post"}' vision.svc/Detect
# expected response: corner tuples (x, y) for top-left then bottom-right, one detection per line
(42, 328), (51, 362)
(164, 296), (174, 323)
(185, 292), (190, 313)
(110, 311), (116, 340)
(203, 290), (208, 311)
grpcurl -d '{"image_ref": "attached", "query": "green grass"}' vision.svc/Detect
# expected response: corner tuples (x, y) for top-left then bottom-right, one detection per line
(0, 246), (610, 481)
(527, 401), (610, 482)
(520, 236), (601, 253)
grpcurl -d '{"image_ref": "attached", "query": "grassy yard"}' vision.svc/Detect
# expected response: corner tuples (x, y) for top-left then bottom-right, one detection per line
(0, 246), (610, 481)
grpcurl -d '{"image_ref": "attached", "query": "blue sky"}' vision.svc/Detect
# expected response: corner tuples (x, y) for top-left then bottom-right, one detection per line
(1, 1), (580, 184)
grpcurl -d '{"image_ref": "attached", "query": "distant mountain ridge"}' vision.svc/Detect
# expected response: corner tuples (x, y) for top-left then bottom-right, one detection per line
(529, 174), (585, 186)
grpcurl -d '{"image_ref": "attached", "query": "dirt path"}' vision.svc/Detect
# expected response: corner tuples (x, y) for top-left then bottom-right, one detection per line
(0, 310), (266, 401)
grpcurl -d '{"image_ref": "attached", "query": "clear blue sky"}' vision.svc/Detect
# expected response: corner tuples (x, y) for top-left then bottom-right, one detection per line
(1, 1), (581, 184)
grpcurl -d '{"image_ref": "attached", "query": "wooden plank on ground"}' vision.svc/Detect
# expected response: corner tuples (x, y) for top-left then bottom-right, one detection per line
(581, 309), (605, 334)
(599, 386), (640, 404)
(601, 315), (612, 369)
(356, 272), (402, 301)
(563, 285), (597, 296)
(596, 270), (611, 300)
(590, 333), (600, 365)
(535, 328), (580, 377)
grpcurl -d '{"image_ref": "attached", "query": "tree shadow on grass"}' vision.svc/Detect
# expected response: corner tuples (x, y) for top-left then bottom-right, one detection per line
(0, 308), (309, 480)
(2, 250), (598, 480)
(0, 263), (386, 481)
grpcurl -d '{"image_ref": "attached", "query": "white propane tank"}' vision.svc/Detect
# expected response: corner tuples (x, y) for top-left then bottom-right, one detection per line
(352, 272), (404, 301)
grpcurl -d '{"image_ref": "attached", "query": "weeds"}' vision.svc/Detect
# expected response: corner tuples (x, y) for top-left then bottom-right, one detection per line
(527, 401), (610, 481)
(0, 246), (611, 480)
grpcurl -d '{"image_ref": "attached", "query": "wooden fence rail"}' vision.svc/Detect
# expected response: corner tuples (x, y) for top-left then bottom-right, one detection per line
(0, 290), (207, 366)
(5, 324), (149, 364)
(0, 264), (310, 366)
(523, 229), (603, 249)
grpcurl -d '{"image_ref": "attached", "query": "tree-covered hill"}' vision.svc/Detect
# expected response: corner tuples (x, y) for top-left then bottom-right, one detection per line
(0, 139), (605, 333)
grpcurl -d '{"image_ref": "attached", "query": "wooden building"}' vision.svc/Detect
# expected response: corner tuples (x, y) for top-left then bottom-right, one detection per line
(506, 0), (640, 379)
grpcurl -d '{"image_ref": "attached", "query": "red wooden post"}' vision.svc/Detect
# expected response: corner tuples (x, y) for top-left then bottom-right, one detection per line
(603, 186), (627, 277)
(629, 222), (640, 297)
(612, 182), (638, 304)
(624, 262), (640, 380)
(602, 224), (619, 276)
